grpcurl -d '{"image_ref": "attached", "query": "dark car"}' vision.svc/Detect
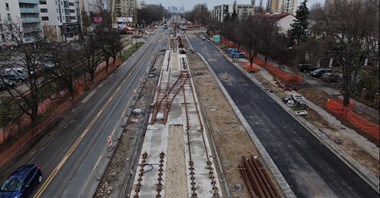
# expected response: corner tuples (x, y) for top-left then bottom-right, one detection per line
(297, 64), (317, 72)
(310, 68), (333, 78)
(0, 77), (16, 89)
(0, 164), (42, 198)
(321, 73), (342, 83)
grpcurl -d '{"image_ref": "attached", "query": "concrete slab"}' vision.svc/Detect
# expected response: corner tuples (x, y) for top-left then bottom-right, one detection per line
(131, 50), (222, 197)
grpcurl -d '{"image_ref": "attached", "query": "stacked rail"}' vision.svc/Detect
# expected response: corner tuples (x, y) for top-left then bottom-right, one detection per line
(239, 155), (281, 198)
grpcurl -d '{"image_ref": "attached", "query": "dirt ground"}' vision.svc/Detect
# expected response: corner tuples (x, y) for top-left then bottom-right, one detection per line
(298, 88), (379, 177)
(250, 65), (379, 178)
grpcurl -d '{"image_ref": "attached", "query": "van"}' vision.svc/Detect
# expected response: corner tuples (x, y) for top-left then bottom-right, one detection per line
(2, 67), (29, 81)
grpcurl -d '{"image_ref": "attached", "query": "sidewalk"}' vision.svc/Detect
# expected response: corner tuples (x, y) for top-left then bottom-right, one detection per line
(254, 53), (379, 123)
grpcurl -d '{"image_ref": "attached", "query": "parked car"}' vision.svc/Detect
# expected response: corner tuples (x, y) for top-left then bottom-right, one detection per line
(321, 73), (342, 83)
(309, 68), (333, 78)
(0, 77), (16, 89)
(0, 164), (42, 198)
(2, 67), (29, 81)
(1, 74), (18, 83)
(297, 64), (317, 72)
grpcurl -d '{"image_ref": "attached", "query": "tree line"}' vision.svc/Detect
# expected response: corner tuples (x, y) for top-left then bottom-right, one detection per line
(137, 4), (171, 26)
(186, 0), (379, 108)
(0, 10), (123, 127)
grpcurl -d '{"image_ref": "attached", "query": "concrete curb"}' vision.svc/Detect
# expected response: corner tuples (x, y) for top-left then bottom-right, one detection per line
(213, 42), (380, 193)
(187, 37), (296, 198)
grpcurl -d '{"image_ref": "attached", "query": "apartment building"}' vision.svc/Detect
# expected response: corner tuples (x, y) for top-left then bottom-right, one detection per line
(40, 0), (83, 42)
(270, 0), (298, 15)
(112, 0), (137, 24)
(0, 0), (42, 45)
(213, 4), (255, 22)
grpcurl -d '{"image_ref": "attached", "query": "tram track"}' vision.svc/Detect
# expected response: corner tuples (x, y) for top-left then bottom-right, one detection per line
(180, 56), (220, 197)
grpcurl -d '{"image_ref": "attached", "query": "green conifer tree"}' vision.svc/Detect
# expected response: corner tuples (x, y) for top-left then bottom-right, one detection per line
(288, 0), (309, 46)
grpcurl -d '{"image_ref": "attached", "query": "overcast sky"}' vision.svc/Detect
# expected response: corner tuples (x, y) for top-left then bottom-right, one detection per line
(143, 0), (325, 11)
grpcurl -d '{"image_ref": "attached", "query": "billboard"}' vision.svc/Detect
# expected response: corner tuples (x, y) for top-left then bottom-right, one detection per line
(94, 17), (103, 23)
(117, 17), (133, 23)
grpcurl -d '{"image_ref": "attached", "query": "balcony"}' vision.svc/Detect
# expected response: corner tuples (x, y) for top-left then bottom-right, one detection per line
(20, 8), (40, 13)
(23, 27), (41, 33)
(18, 0), (39, 4)
(22, 18), (41, 23)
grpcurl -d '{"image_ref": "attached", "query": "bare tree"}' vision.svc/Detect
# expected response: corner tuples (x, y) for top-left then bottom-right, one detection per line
(234, 15), (261, 66)
(81, 34), (102, 81)
(322, 0), (379, 106)
(258, 16), (280, 61)
(91, 0), (112, 28)
(1, 21), (47, 126)
(185, 4), (210, 25)
(45, 43), (84, 100)
(137, 4), (170, 25)
(108, 30), (123, 64)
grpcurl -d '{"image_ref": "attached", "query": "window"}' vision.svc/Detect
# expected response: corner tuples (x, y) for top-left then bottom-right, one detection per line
(40, 8), (48, 13)
(7, 13), (11, 21)
(39, 0), (47, 4)
(42, 16), (49, 21)
(6, 3), (9, 11)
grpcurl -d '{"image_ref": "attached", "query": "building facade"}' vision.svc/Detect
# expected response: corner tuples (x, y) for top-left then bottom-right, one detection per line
(113, 0), (137, 25)
(40, 0), (82, 42)
(270, 0), (298, 15)
(213, 4), (255, 22)
(270, 13), (296, 34)
(0, 0), (89, 45)
(0, 0), (42, 45)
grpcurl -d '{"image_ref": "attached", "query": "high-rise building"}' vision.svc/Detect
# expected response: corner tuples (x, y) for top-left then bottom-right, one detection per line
(137, 0), (145, 9)
(179, 6), (185, 13)
(213, 4), (255, 22)
(40, 0), (84, 42)
(112, 0), (137, 25)
(270, 0), (298, 15)
(0, 0), (42, 45)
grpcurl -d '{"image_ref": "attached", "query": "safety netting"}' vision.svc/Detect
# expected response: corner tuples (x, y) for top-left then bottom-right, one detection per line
(326, 98), (379, 142)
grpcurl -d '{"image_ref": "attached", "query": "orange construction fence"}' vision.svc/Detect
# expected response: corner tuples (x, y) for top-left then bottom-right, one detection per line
(221, 37), (302, 84)
(0, 58), (122, 146)
(326, 98), (379, 142)
(254, 57), (303, 84)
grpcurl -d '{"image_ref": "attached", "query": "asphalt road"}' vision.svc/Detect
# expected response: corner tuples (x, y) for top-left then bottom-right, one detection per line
(13, 29), (168, 197)
(187, 34), (378, 198)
